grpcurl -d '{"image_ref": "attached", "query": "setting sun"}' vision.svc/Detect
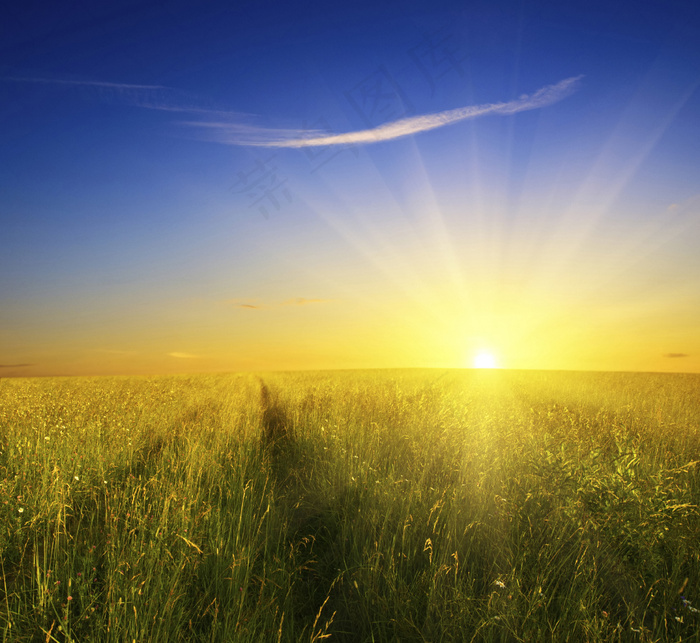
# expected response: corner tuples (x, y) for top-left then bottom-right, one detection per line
(1, 0), (699, 380)
(473, 352), (498, 369)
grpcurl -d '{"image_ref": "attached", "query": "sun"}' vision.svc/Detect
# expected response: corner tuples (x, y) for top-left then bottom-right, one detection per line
(473, 352), (498, 369)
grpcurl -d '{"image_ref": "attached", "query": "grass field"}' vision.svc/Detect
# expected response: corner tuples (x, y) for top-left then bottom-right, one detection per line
(1, 369), (699, 642)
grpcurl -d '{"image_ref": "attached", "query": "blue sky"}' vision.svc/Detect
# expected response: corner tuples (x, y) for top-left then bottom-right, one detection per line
(1, 0), (700, 376)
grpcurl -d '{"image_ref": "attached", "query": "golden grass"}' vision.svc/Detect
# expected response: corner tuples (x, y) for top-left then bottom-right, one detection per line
(1, 369), (699, 641)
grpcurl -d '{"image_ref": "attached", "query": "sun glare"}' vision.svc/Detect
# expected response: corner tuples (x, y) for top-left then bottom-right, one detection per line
(473, 352), (498, 369)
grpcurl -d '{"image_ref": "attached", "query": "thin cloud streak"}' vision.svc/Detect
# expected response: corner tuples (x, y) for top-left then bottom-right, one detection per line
(228, 297), (331, 309)
(282, 297), (330, 306)
(3, 76), (167, 90)
(187, 75), (583, 148)
(180, 121), (328, 144)
(1, 75), (211, 114)
(3, 75), (255, 119)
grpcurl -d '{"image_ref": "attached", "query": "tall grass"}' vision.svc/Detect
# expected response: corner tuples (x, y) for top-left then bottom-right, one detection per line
(1, 369), (699, 641)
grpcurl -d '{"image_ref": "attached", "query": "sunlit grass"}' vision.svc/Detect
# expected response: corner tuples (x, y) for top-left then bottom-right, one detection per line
(1, 369), (699, 641)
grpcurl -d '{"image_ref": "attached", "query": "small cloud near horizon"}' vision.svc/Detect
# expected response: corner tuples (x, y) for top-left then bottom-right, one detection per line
(282, 297), (330, 306)
(664, 353), (689, 358)
(0, 363), (34, 368)
(228, 297), (331, 309)
(168, 352), (202, 359)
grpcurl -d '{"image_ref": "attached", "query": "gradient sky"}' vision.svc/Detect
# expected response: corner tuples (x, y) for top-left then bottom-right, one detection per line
(1, 0), (699, 376)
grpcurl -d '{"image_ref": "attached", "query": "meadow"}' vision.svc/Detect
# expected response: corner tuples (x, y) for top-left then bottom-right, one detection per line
(1, 368), (699, 642)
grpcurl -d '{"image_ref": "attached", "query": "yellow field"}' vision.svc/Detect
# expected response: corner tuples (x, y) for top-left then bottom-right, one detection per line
(1, 369), (699, 641)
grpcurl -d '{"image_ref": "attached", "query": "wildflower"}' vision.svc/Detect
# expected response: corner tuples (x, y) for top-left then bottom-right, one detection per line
(74, 476), (79, 481)
(680, 595), (698, 611)
(494, 580), (506, 589)
(18, 507), (24, 513)
(67, 595), (73, 601)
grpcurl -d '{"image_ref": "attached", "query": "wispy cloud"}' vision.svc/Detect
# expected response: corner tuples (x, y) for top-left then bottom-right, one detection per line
(183, 75), (583, 148)
(3, 75), (207, 115)
(168, 352), (202, 359)
(234, 302), (263, 310)
(93, 348), (138, 355)
(2, 75), (251, 118)
(5, 74), (583, 149)
(3, 77), (167, 90)
(0, 363), (33, 368)
(664, 353), (689, 358)
(3, 75), (174, 113)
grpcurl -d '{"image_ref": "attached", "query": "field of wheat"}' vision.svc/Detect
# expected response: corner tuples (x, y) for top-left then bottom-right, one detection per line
(1, 369), (699, 641)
